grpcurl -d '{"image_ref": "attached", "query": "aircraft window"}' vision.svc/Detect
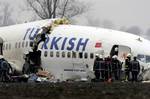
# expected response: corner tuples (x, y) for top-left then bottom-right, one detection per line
(146, 55), (150, 63)
(3, 44), (5, 50)
(90, 53), (94, 59)
(79, 52), (83, 58)
(62, 52), (65, 58)
(26, 41), (28, 47)
(18, 42), (21, 48)
(50, 51), (53, 57)
(6, 44), (8, 50)
(22, 42), (24, 48)
(9, 44), (11, 50)
(15, 42), (17, 48)
(67, 52), (71, 58)
(137, 54), (145, 62)
(84, 53), (88, 59)
(44, 51), (48, 57)
(72, 52), (76, 58)
(56, 51), (60, 57)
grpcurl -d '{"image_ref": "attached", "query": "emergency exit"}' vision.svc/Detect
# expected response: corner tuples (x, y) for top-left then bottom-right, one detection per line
(110, 45), (131, 61)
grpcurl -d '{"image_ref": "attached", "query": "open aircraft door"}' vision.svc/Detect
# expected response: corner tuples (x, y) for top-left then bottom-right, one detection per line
(118, 45), (131, 62)
(110, 45), (131, 62)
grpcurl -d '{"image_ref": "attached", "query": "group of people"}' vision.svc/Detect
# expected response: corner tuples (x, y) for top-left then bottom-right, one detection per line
(124, 54), (140, 82)
(93, 54), (140, 82)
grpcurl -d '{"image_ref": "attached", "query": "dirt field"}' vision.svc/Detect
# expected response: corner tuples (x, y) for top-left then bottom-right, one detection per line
(0, 82), (150, 99)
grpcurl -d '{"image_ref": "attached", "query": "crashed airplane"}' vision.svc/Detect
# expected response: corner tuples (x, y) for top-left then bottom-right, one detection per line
(0, 18), (150, 81)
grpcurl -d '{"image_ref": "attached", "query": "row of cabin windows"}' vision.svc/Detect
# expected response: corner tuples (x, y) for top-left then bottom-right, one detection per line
(3, 41), (29, 51)
(44, 51), (94, 59)
(3, 41), (94, 59)
(3, 43), (11, 50)
(15, 41), (29, 49)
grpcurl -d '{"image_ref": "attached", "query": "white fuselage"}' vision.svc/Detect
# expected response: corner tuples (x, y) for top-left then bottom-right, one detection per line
(0, 19), (150, 80)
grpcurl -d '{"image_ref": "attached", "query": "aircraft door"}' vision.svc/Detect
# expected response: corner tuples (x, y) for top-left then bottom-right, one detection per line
(110, 45), (131, 62)
(118, 45), (131, 62)
(0, 37), (3, 55)
(71, 51), (86, 79)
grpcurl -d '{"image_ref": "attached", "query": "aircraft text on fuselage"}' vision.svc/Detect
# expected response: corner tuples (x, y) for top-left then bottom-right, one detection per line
(23, 27), (89, 51)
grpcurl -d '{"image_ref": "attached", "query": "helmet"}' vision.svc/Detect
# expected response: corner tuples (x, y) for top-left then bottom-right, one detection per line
(99, 55), (103, 59)
(24, 51), (29, 55)
(112, 55), (117, 59)
(29, 48), (33, 52)
(95, 54), (99, 57)
(127, 53), (131, 57)
(0, 55), (4, 59)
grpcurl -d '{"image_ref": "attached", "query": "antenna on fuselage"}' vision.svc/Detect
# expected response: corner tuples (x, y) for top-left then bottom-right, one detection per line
(136, 37), (142, 42)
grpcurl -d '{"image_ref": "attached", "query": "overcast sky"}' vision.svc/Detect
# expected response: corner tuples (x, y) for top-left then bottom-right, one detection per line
(1, 0), (150, 36)
(91, 0), (150, 30)
(75, 0), (150, 38)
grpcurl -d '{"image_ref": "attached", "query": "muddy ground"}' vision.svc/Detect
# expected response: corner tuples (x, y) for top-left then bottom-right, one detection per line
(0, 82), (150, 99)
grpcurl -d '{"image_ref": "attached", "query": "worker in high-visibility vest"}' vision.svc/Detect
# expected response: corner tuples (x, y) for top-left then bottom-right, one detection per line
(124, 53), (131, 81)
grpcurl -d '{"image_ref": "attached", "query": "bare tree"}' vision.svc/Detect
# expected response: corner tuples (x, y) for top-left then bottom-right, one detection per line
(0, 3), (15, 26)
(26, 0), (87, 19)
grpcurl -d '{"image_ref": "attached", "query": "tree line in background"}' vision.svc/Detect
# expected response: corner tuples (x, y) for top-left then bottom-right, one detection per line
(86, 18), (150, 40)
(0, 0), (149, 40)
(0, 3), (15, 26)
(0, 0), (88, 26)
(26, 0), (87, 19)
